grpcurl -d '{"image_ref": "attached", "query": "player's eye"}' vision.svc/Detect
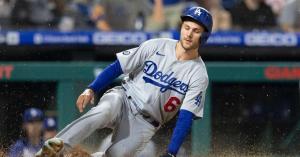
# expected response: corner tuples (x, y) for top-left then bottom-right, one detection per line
(184, 25), (190, 30)
(194, 29), (201, 34)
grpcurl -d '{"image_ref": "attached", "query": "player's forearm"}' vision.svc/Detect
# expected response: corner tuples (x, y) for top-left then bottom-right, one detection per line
(88, 60), (123, 93)
(167, 109), (194, 156)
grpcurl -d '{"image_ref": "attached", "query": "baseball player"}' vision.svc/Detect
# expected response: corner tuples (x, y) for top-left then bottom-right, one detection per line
(9, 108), (44, 157)
(36, 6), (212, 157)
(43, 117), (57, 140)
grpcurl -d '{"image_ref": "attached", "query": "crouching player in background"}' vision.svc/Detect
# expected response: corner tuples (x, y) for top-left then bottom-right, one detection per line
(9, 108), (44, 157)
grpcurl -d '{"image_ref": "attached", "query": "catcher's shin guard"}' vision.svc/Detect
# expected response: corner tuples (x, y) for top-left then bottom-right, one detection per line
(35, 137), (64, 157)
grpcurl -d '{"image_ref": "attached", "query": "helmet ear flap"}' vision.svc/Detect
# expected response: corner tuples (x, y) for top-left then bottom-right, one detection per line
(199, 32), (210, 47)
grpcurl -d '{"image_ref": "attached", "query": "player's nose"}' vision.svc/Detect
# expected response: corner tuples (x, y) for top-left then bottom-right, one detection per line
(187, 30), (193, 37)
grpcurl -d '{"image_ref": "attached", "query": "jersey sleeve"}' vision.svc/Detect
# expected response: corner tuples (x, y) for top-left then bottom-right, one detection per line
(116, 40), (156, 74)
(180, 76), (208, 118)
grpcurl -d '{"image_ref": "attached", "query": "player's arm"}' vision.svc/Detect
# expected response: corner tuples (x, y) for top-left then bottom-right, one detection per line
(77, 39), (157, 112)
(77, 39), (158, 112)
(76, 60), (123, 112)
(162, 75), (208, 156)
(161, 109), (194, 157)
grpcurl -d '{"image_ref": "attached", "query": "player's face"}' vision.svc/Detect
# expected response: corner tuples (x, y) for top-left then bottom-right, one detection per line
(24, 121), (43, 138)
(180, 21), (204, 50)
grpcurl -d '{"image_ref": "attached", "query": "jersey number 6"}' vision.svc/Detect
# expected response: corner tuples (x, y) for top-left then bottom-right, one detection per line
(164, 97), (181, 112)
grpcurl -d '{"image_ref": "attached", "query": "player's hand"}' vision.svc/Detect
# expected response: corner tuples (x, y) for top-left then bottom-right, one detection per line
(76, 89), (95, 113)
(160, 152), (175, 157)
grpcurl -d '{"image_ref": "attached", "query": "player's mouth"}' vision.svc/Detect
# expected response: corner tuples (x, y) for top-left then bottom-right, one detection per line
(184, 38), (192, 44)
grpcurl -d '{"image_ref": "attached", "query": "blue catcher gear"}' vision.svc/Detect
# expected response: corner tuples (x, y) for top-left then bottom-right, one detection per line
(181, 6), (213, 46)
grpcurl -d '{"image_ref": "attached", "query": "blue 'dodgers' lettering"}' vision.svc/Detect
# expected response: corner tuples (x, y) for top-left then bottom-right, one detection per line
(143, 61), (188, 95)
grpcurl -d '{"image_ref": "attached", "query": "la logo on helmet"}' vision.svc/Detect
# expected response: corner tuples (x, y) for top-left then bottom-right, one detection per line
(194, 8), (202, 16)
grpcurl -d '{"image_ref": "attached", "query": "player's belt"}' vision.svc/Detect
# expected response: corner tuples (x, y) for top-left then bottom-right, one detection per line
(141, 114), (160, 128)
(127, 96), (160, 128)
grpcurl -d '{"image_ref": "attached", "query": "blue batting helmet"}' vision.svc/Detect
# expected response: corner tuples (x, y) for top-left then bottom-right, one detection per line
(23, 107), (43, 123)
(181, 6), (213, 46)
(44, 117), (57, 131)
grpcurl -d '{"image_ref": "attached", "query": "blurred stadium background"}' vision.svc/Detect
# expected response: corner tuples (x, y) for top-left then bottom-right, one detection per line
(1, 0), (300, 156)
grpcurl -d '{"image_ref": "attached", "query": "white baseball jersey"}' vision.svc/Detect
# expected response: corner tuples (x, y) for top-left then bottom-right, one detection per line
(117, 38), (208, 124)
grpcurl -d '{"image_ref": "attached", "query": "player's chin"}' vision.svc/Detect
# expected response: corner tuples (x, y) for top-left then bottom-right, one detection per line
(183, 44), (196, 50)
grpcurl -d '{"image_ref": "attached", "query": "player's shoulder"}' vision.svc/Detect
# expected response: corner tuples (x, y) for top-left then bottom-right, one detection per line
(140, 38), (177, 54)
(191, 58), (209, 80)
(143, 38), (177, 46)
(10, 139), (26, 149)
(194, 57), (207, 70)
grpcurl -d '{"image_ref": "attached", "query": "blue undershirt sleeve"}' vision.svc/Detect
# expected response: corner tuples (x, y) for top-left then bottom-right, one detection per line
(167, 109), (194, 155)
(88, 60), (123, 93)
